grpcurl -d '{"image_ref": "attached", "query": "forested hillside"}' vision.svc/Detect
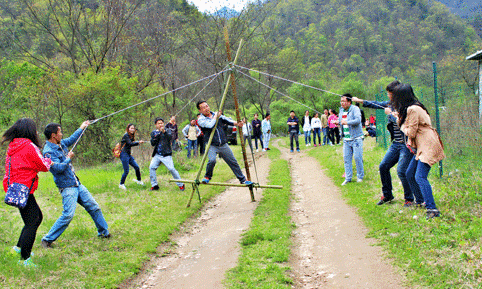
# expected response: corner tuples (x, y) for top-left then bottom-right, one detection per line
(0, 0), (480, 163)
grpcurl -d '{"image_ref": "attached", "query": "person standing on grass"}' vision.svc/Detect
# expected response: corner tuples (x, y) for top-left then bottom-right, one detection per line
(334, 94), (364, 186)
(352, 80), (424, 207)
(196, 100), (253, 185)
(311, 112), (322, 147)
(251, 113), (263, 152)
(149, 117), (184, 191)
(41, 121), (111, 249)
(328, 109), (340, 145)
(301, 110), (312, 146)
(321, 109), (330, 145)
(165, 115), (179, 151)
(119, 124), (145, 190)
(242, 117), (253, 152)
(261, 113), (272, 151)
(2, 118), (52, 267)
(287, 110), (300, 152)
(392, 84), (445, 219)
(182, 119), (201, 158)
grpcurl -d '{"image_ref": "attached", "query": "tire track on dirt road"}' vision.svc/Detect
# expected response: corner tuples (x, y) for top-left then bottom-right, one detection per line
(277, 140), (405, 288)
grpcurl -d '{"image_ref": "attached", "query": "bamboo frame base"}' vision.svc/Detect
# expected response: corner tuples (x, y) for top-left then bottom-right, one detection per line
(169, 179), (283, 189)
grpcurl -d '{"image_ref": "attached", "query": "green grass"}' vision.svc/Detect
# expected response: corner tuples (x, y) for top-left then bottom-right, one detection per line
(0, 149), (240, 288)
(225, 146), (294, 288)
(305, 137), (482, 288)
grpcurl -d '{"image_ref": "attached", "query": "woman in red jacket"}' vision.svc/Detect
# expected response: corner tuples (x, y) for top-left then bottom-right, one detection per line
(2, 118), (52, 267)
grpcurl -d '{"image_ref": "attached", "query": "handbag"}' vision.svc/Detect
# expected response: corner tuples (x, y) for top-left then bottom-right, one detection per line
(112, 142), (125, 158)
(4, 156), (35, 209)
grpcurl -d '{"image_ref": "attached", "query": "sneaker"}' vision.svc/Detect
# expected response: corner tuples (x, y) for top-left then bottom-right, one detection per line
(377, 196), (394, 205)
(330, 144), (334, 146)
(150, 185), (159, 191)
(10, 246), (21, 257)
(403, 201), (414, 207)
(314, 144), (317, 147)
(119, 184), (126, 190)
(18, 257), (36, 268)
(256, 149), (259, 152)
(41, 240), (53, 249)
(306, 144), (309, 147)
(98, 233), (112, 239)
(133, 179), (144, 185)
(242, 180), (254, 185)
(290, 149), (294, 153)
(415, 202), (426, 209)
(357, 178), (363, 183)
(426, 209), (440, 219)
(341, 180), (351, 186)
(297, 149), (300, 152)
(262, 149), (267, 152)
(201, 177), (211, 184)
(266, 148), (271, 150)
(179, 185), (185, 191)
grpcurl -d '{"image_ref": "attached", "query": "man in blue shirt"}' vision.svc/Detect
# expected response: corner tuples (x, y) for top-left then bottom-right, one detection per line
(287, 111), (300, 152)
(41, 121), (110, 248)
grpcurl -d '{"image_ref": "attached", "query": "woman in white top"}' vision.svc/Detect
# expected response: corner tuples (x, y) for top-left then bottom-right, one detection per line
(311, 112), (322, 147)
(242, 117), (253, 151)
(302, 110), (312, 146)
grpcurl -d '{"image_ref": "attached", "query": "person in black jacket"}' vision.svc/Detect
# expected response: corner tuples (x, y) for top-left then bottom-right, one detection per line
(149, 117), (184, 191)
(119, 124), (145, 190)
(196, 100), (253, 185)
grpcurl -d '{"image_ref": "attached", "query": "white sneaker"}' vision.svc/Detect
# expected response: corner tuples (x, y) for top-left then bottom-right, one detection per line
(262, 149), (267, 152)
(119, 184), (126, 190)
(256, 149), (259, 152)
(357, 178), (363, 183)
(341, 180), (350, 186)
(133, 179), (144, 185)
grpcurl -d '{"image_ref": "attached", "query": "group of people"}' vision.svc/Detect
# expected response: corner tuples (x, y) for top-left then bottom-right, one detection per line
(2, 81), (446, 268)
(3, 119), (111, 267)
(348, 81), (445, 220)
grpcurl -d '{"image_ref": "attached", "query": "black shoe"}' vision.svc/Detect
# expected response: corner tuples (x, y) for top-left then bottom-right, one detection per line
(99, 233), (112, 239)
(426, 209), (440, 219)
(377, 196), (394, 205)
(41, 240), (53, 249)
(403, 200), (414, 207)
(150, 185), (159, 191)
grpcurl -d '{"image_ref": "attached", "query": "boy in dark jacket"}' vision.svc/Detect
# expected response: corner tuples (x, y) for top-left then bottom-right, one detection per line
(149, 117), (184, 191)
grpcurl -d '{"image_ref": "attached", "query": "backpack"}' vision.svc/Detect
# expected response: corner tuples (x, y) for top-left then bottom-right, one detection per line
(113, 142), (125, 158)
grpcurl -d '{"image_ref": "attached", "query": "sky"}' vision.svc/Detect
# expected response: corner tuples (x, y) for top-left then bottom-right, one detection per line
(187, 0), (251, 13)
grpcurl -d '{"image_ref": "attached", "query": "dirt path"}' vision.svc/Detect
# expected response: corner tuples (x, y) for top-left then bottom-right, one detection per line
(279, 140), (405, 288)
(129, 154), (271, 289)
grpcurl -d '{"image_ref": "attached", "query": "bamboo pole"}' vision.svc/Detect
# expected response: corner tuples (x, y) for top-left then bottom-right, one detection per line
(170, 179), (283, 189)
(224, 26), (255, 202)
(185, 37), (244, 208)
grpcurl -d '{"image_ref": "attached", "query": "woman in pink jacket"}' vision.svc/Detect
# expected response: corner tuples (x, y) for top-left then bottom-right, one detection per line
(328, 109), (340, 145)
(2, 118), (52, 267)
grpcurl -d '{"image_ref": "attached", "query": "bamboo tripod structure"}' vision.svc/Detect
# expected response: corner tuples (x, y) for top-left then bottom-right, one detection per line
(169, 27), (283, 207)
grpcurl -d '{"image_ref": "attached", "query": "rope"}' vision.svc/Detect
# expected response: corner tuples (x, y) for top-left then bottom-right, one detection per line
(235, 64), (388, 110)
(237, 70), (321, 114)
(93, 70), (230, 123)
(175, 66), (230, 117)
(69, 69), (230, 152)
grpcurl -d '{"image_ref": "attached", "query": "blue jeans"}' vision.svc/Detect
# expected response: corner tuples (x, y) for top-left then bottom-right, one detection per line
(253, 134), (263, 150)
(322, 127), (330, 145)
(343, 138), (364, 181)
(304, 130), (311, 144)
(243, 135), (253, 151)
(42, 185), (109, 242)
(120, 151), (141, 185)
(313, 128), (321, 145)
(205, 144), (246, 183)
(187, 139), (197, 158)
(150, 154), (183, 187)
(290, 131), (299, 151)
(406, 157), (436, 209)
(379, 142), (423, 203)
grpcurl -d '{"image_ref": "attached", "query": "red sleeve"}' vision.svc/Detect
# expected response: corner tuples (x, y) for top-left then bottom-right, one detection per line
(28, 143), (52, 172)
